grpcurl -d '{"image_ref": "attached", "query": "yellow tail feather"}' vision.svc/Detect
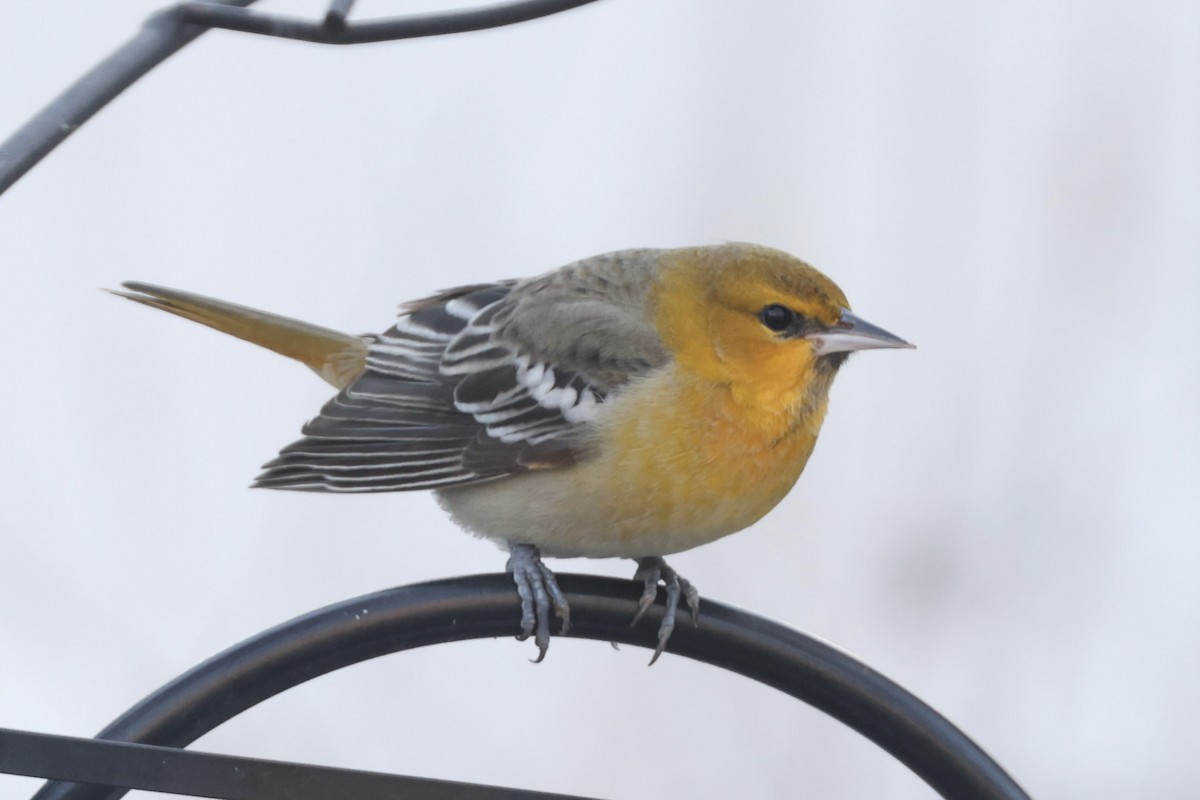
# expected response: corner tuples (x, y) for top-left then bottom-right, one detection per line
(111, 282), (369, 389)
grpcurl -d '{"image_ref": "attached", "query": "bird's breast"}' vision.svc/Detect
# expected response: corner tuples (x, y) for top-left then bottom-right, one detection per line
(579, 368), (823, 551)
(437, 366), (831, 558)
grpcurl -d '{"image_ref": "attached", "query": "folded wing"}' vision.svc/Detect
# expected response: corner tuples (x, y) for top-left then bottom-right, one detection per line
(255, 250), (670, 492)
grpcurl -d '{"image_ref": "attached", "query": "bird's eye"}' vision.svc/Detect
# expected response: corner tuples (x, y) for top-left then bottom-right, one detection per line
(759, 304), (796, 332)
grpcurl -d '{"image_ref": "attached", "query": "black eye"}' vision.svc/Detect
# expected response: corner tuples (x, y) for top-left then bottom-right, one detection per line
(759, 304), (796, 332)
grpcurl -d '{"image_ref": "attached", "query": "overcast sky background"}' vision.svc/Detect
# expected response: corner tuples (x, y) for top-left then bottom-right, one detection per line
(1, 1), (1198, 798)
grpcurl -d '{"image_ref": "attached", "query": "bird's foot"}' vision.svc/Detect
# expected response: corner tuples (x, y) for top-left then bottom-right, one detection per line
(506, 543), (570, 662)
(630, 556), (700, 665)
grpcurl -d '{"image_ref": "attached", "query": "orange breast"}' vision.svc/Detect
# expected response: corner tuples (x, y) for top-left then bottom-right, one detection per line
(437, 364), (834, 559)
(571, 366), (827, 554)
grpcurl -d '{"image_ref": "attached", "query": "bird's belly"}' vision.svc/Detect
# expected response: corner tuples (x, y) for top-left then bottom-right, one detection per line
(437, 374), (823, 559)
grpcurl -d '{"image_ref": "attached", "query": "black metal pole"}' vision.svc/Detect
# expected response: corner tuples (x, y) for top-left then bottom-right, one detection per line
(0, 1), (257, 197)
(176, 0), (603, 44)
(0, 727), (594, 800)
(31, 574), (1030, 800)
(0, 0), (601, 197)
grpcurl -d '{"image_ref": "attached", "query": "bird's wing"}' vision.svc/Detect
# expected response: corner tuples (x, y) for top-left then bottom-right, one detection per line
(255, 251), (670, 492)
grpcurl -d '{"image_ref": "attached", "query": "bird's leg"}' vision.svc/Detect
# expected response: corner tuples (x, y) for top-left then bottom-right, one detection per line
(505, 543), (571, 662)
(630, 557), (701, 665)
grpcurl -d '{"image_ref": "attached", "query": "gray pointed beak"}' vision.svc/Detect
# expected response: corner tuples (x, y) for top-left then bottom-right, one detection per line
(807, 308), (914, 356)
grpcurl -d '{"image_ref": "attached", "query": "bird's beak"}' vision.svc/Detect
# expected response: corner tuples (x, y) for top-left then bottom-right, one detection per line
(807, 309), (914, 356)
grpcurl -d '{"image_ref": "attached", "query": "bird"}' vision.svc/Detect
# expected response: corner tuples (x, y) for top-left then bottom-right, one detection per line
(111, 243), (912, 663)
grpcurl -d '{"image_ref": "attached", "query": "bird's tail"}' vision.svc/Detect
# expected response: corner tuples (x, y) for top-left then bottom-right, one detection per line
(110, 282), (370, 389)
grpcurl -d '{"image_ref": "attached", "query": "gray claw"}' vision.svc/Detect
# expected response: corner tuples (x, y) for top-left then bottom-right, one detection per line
(631, 559), (662, 627)
(630, 557), (700, 665)
(506, 544), (570, 662)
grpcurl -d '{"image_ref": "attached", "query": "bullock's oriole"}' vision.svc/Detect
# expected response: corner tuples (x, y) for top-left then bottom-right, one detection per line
(113, 243), (911, 662)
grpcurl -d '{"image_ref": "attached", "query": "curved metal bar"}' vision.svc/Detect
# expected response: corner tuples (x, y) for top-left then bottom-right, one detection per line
(33, 574), (1030, 800)
(0, 0), (601, 196)
(178, 0), (604, 45)
(0, 1), (257, 196)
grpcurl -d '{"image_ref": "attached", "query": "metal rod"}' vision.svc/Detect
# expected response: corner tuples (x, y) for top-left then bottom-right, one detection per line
(0, 1), (257, 197)
(176, 0), (602, 44)
(0, 727), (593, 800)
(324, 0), (357, 31)
(0, 0), (600, 197)
(30, 573), (1031, 800)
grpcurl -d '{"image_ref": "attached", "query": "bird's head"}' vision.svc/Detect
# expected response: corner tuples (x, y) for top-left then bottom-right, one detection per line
(654, 243), (912, 417)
